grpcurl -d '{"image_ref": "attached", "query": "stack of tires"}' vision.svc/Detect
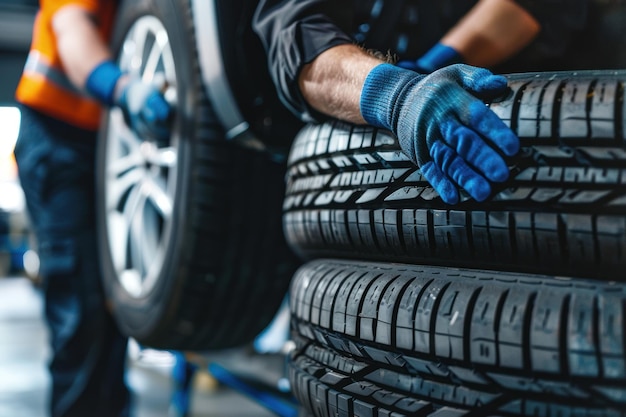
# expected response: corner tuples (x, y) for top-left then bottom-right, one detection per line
(282, 71), (626, 416)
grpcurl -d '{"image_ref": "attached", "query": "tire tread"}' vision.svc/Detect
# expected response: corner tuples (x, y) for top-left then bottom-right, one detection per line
(288, 260), (626, 416)
(283, 71), (626, 279)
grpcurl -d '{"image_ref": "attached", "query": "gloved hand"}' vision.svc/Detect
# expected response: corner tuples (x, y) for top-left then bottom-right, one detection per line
(86, 60), (171, 141)
(115, 78), (171, 141)
(360, 63), (519, 204)
(397, 43), (463, 73)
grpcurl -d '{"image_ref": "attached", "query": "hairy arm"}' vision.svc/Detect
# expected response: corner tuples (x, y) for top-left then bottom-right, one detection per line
(51, 5), (112, 89)
(298, 44), (384, 124)
(297, 0), (540, 123)
(442, 0), (540, 67)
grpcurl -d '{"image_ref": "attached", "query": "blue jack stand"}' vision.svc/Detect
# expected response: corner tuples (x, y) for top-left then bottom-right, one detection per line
(208, 362), (299, 417)
(168, 352), (299, 417)
(169, 300), (298, 417)
(169, 351), (198, 417)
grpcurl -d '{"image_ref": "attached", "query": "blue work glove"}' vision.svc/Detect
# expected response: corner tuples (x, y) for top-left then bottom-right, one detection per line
(86, 60), (171, 141)
(397, 43), (463, 73)
(115, 78), (171, 141)
(360, 63), (519, 204)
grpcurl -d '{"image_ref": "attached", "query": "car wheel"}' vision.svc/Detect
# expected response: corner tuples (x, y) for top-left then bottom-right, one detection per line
(289, 259), (626, 416)
(96, 0), (300, 350)
(283, 70), (626, 280)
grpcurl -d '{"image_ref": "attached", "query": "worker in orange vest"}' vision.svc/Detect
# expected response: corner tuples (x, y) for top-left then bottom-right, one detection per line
(13, 1), (171, 416)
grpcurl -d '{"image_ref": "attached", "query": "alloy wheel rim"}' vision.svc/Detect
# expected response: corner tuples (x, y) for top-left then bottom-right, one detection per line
(104, 16), (178, 298)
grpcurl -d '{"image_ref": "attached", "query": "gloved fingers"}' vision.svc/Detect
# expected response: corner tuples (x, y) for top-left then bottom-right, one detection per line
(420, 160), (460, 205)
(122, 79), (171, 116)
(119, 78), (172, 140)
(143, 92), (171, 122)
(121, 79), (152, 112)
(447, 64), (509, 99)
(440, 119), (510, 182)
(462, 101), (520, 157)
(429, 141), (492, 202)
(134, 118), (170, 142)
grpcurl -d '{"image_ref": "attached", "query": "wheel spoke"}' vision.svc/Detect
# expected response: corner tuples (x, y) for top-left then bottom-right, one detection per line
(148, 146), (177, 168)
(125, 26), (145, 75)
(108, 151), (145, 178)
(126, 184), (148, 278)
(118, 121), (142, 150)
(141, 199), (162, 279)
(108, 110), (141, 147)
(144, 177), (173, 220)
(121, 181), (143, 239)
(119, 270), (142, 298)
(107, 211), (130, 274)
(142, 37), (163, 81)
(160, 36), (175, 84)
(107, 166), (145, 211)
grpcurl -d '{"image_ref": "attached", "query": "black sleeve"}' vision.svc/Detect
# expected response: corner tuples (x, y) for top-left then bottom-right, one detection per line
(253, 0), (354, 122)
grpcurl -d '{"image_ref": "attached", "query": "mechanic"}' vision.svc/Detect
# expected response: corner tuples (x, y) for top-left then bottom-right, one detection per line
(13, 1), (171, 416)
(253, 0), (587, 204)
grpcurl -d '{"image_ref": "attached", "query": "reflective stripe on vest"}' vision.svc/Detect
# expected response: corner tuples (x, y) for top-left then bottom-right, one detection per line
(23, 50), (83, 96)
(16, 50), (104, 131)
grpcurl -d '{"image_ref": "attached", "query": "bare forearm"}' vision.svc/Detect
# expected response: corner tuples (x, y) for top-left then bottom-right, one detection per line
(52, 5), (112, 89)
(442, 0), (540, 67)
(298, 44), (383, 124)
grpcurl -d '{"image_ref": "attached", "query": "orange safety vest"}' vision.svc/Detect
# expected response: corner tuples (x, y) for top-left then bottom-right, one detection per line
(15, 0), (117, 131)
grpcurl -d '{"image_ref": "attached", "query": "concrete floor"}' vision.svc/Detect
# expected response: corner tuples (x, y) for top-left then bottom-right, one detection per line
(0, 276), (290, 417)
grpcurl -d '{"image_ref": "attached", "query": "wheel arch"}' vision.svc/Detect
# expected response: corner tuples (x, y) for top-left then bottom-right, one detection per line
(190, 0), (248, 141)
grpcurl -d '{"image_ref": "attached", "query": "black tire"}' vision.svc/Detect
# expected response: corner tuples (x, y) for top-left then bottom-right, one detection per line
(95, 0), (300, 350)
(289, 259), (626, 416)
(283, 70), (626, 280)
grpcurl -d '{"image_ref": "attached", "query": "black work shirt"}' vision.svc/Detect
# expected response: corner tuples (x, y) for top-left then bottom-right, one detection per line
(253, 0), (588, 121)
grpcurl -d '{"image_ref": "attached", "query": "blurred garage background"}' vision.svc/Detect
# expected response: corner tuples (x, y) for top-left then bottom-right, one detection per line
(0, 0), (35, 279)
(0, 1), (289, 416)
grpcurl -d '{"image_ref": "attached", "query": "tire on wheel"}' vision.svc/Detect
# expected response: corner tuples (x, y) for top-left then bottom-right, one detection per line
(289, 259), (626, 416)
(96, 0), (300, 350)
(283, 70), (626, 280)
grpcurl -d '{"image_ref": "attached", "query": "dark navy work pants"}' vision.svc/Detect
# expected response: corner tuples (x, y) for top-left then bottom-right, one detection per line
(14, 105), (131, 417)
